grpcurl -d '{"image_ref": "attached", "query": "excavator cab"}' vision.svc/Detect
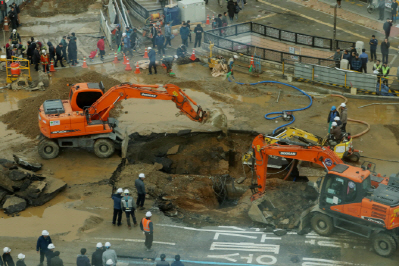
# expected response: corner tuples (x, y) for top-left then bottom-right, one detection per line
(69, 82), (105, 111)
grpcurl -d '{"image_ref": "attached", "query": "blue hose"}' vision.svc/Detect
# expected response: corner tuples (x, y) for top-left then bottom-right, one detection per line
(227, 77), (313, 134)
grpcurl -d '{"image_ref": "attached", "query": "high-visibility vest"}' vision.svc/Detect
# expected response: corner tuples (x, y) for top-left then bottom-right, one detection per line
(374, 64), (382, 70)
(121, 196), (133, 211)
(11, 33), (18, 43)
(142, 218), (151, 232)
(382, 66), (390, 75)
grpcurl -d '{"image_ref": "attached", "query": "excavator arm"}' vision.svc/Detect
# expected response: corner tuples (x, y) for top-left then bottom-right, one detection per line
(267, 127), (323, 145)
(251, 134), (343, 200)
(87, 83), (207, 123)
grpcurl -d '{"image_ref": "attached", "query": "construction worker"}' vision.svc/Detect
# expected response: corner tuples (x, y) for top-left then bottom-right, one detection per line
(156, 254), (169, 266)
(330, 122), (343, 141)
(41, 50), (50, 74)
(91, 243), (104, 266)
(176, 44), (187, 59)
(339, 103), (348, 132)
(327, 106), (339, 133)
(121, 189), (138, 229)
(55, 43), (65, 68)
(171, 255), (184, 266)
(228, 55), (238, 75)
(76, 249), (90, 266)
(8, 6), (17, 30)
(382, 62), (390, 86)
(37, 230), (52, 266)
(50, 252), (63, 266)
(2, 248), (14, 266)
(333, 116), (342, 129)
(111, 188), (123, 226)
(47, 42), (56, 66)
(101, 243), (117, 266)
(60, 36), (68, 62)
(45, 244), (55, 266)
(148, 47), (157, 75)
(140, 211), (154, 251)
(135, 173), (146, 210)
(9, 29), (21, 52)
(16, 254), (25, 266)
(97, 36), (105, 60)
(373, 59), (382, 74)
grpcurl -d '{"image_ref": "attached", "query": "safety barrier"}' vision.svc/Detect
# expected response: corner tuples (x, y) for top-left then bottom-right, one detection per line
(6, 56), (31, 84)
(100, 11), (113, 47)
(205, 22), (355, 51)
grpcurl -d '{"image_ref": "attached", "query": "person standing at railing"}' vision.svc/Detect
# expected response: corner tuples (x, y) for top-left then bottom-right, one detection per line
(333, 47), (342, 68)
(382, 63), (390, 85)
(381, 38), (390, 64)
(359, 49), (369, 73)
(369, 35), (378, 63)
(350, 53), (362, 72)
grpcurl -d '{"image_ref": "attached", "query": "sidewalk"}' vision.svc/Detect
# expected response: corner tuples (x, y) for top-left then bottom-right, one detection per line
(289, 0), (399, 38)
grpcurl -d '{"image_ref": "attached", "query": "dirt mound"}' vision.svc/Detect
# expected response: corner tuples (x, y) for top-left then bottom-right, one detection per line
(0, 71), (122, 139)
(79, 215), (104, 232)
(27, 0), (97, 17)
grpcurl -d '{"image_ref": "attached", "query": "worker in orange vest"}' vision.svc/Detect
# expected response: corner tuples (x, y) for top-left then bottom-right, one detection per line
(140, 211), (154, 251)
(40, 49), (50, 74)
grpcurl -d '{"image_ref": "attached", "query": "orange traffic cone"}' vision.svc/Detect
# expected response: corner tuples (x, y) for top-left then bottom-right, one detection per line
(125, 58), (132, 71)
(123, 53), (128, 65)
(134, 62), (141, 74)
(190, 49), (196, 61)
(206, 15), (210, 25)
(249, 55), (255, 68)
(3, 16), (9, 31)
(49, 60), (56, 72)
(143, 48), (149, 59)
(82, 57), (88, 68)
(162, 63), (166, 69)
(113, 52), (119, 64)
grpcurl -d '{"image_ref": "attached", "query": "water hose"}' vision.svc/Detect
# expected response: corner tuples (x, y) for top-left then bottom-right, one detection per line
(227, 78), (313, 134)
(330, 94), (370, 138)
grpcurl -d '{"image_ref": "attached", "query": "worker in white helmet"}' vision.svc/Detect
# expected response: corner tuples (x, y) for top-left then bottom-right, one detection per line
(102, 243), (117, 266)
(333, 116), (342, 128)
(3, 247), (14, 266)
(121, 189), (137, 229)
(45, 244), (55, 266)
(16, 253), (26, 266)
(36, 230), (52, 266)
(339, 103), (348, 132)
(140, 211), (154, 251)
(111, 188), (123, 226)
(135, 173), (146, 210)
(330, 122), (343, 141)
(92, 243), (104, 266)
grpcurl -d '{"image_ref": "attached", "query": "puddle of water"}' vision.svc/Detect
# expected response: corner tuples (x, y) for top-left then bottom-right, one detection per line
(0, 90), (35, 114)
(353, 104), (399, 124)
(0, 201), (97, 241)
(221, 93), (273, 108)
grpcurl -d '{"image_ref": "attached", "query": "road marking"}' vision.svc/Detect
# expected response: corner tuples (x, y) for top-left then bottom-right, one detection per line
(219, 226), (246, 231)
(93, 237), (175, 245)
(214, 233), (258, 240)
(207, 253), (240, 262)
(157, 224), (267, 234)
(302, 257), (366, 265)
(248, 13), (277, 22)
(390, 54), (398, 65)
(210, 242), (280, 254)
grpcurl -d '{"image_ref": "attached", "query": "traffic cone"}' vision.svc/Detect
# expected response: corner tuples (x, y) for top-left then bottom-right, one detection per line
(206, 15), (210, 25)
(3, 16), (9, 31)
(190, 49), (196, 61)
(82, 57), (88, 68)
(249, 55), (255, 68)
(49, 60), (56, 72)
(125, 58), (132, 71)
(123, 53), (128, 65)
(113, 52), (118, 64)
(143, 48), (149, 59)
(162, 63), (166, 69)
(134, 62), (141, 74)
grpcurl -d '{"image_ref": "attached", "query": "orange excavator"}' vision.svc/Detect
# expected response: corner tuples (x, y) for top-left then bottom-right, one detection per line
(38, 82), (225, 159)
(249, 134), (399, 257)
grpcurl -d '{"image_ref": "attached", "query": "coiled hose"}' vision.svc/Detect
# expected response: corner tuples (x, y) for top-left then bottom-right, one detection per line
(227, 78), (313, 134)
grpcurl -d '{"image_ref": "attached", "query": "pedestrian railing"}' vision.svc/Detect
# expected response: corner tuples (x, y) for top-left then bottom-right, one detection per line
(205, 22), (355, 51)
(100, 11), (113, 47)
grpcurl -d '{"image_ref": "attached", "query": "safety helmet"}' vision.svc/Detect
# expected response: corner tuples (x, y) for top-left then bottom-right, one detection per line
(96, 243), (103, 248)
(233, 55), (238, 59)
(148, 47), (152, 50)
(124, 189), (129, 194)
(105, 242), (111, 247)
(42, 230), (49, 236)
(12, 29), (16, 33)
(139, 173), (145, 178)
(340, 103), (346, 108)
(48, 244), (55, 249)
(18, 254), (25, 259)
(3, 247), (10, 253)
(334, 116), (340, 121)
(42, 49), (46, 54)
(122, 33), (126, 37)
(331, 122), (338, 127)
(146, 211), (152, 217)
(116, 188), (123, 193)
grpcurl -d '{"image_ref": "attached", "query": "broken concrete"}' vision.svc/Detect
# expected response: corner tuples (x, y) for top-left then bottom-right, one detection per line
(13, 155), (42, 172)
(2, 196), (27, 214)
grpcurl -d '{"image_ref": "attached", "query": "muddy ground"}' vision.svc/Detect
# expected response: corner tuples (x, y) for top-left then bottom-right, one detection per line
(27, 0), (97, 17)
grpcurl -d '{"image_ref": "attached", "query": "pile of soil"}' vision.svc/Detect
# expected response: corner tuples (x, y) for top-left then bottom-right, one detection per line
(27, 0), (97, 17)
(0, 71), (122, 139)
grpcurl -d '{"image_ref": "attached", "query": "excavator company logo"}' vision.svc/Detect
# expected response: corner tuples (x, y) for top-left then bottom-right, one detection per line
(362, 216), (385, 226)
(51, 129), (81, 134)
(279, 152), (296, 156)
(325, 158), (333, 167)
(140, 93), (157, 98)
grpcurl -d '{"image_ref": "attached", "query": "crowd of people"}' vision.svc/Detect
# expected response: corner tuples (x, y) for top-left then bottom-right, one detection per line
(0, 230), (186, 266)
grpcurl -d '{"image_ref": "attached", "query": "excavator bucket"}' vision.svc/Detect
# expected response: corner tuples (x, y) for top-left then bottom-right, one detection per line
(203, 107), (228, 130)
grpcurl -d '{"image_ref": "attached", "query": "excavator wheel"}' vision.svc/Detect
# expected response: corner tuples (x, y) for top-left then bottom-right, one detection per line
(344, 151), (360, 162)
(38, 139), (60, 159)
(93, 139), (115, 158)
(310, 213), (334, 236)
(372, 232), (397, 257)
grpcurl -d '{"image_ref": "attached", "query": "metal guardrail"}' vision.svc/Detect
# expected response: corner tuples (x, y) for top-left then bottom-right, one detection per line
(124, 0), (162, 20)
(100, 10), (113, 47)
(205, 22), (355, 51)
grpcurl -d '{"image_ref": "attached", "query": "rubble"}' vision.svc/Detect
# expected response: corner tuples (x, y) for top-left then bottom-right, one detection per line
(0, 158), (67, 213)
(13, 155), (42, 172)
